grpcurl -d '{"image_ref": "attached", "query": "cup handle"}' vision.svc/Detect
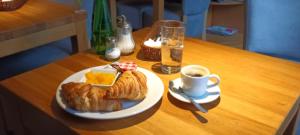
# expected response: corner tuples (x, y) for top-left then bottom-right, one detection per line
(207, 74), (220, 88)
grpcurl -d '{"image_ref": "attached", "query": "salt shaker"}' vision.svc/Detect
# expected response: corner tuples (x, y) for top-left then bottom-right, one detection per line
(116, 15), (135, 55)
(105, 37), (120, 61)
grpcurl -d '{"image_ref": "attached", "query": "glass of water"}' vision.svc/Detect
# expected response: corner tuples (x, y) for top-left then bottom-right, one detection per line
(160, 20), (185, 74)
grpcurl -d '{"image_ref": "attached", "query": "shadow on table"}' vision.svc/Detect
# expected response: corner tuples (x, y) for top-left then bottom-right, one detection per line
(50, 97), (162, 131)
(136, 50), (178, 75)
(151, 63), (164, 74)
(151, 62), (177, 75)
(0, 85), (78, 135)
(167, 92), (221, 111)
(167, 92), (221, 123)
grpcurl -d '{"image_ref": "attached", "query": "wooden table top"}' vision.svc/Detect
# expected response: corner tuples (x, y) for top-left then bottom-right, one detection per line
(1, 28), (300, 135)
(0, 0), (85, 42)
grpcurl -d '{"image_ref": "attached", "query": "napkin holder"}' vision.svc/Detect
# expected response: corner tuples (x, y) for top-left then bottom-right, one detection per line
(141, 21), (165, 61)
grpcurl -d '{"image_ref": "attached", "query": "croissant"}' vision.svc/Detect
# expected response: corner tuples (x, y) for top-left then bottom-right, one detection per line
(61, 82), (122, 112)
(60, 71), (148, 112)
(106, 71), (148, 100)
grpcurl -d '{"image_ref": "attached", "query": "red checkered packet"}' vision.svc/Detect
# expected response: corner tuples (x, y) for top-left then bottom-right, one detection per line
(111, 61), (137, 72)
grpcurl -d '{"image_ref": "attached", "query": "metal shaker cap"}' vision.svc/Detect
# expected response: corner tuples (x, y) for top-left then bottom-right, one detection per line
(117, 15), (130, 29)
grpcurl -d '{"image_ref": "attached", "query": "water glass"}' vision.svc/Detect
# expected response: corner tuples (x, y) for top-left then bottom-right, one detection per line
(160, 20), (185, 74)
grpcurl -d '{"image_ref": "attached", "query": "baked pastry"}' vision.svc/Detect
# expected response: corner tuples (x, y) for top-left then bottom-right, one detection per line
(60, 71), (148, 112)
(106, 71), (148, 100)
(61, 82), (122, 112)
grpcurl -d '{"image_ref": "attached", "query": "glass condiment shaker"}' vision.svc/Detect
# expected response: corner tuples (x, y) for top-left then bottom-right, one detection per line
(105, 37), (120, 61)
(116, 15), (135, 55)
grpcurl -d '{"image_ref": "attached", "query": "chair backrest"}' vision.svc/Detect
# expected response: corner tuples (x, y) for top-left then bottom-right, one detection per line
(245, 0), (300, 61)
(182, 0), (210, 37)
(117, 0), (210, 38)
(182, 0), (210, 16)
(52, 0), (94, 40)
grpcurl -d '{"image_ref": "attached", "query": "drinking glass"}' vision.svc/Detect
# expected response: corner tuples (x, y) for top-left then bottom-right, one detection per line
(160, 20), (185, 74)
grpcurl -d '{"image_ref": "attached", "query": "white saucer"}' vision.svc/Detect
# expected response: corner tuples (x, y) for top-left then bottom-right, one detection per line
(168, 78), (221, 104)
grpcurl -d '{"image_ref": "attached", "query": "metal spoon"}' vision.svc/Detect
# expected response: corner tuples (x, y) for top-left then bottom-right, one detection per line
(169, 80), (208, 113)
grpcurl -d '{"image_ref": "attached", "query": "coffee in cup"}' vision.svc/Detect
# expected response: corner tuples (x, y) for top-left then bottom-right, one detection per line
(181, 65), (220, 98)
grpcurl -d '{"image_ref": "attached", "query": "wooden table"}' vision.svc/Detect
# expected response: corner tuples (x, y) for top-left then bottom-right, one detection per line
(0, 0), (89, 58)
(0, 28), (300, 135)
(109, 0), (164, 29)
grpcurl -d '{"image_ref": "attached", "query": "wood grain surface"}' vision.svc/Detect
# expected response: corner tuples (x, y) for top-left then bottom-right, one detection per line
(0, 0), (85, 41)
(0, 0), (89, 57)
(1, 28), (300, 135)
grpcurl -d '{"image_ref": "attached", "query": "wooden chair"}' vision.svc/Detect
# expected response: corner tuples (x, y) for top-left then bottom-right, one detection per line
(0, 0), (94, 80)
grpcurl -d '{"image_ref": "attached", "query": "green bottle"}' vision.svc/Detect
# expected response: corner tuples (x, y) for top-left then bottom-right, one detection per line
(91, 0), (113, 55)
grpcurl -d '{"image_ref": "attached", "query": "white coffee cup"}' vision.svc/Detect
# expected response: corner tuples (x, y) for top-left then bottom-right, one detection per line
(181, 65), (220, 98)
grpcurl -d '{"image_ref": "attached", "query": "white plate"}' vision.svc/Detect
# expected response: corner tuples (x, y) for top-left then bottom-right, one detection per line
(168, 78), (220, 104)
(56, 66), (164, 120)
